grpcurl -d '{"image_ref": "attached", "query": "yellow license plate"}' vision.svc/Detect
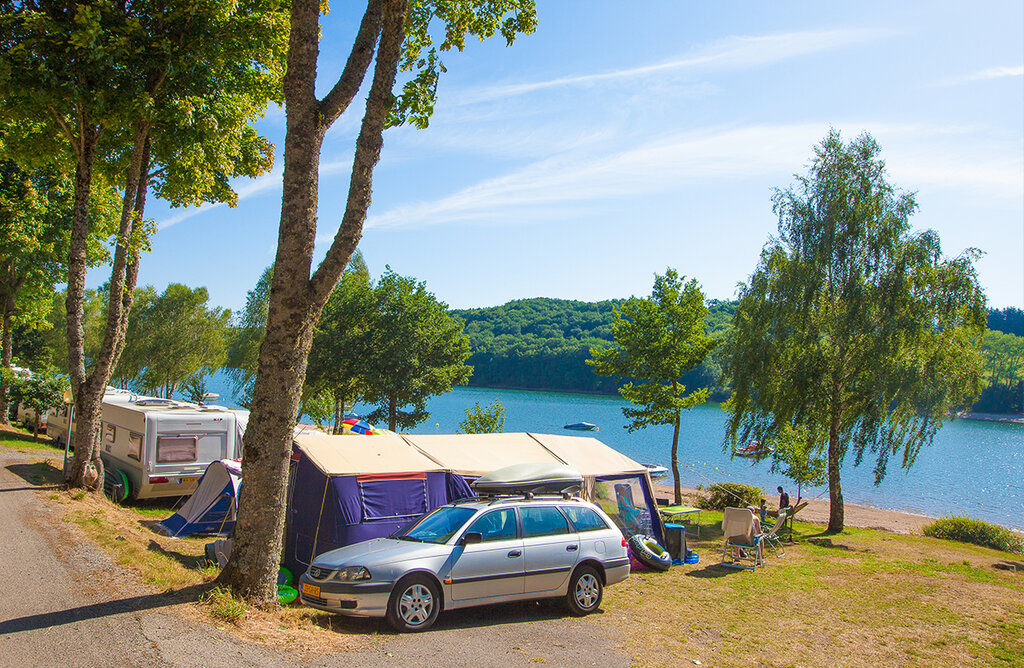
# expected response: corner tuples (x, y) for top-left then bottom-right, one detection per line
(302, 582), (320, 597)
(179, 476), (199, 484)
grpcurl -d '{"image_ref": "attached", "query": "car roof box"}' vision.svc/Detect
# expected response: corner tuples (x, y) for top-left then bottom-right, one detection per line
(471, 462), (584, 496)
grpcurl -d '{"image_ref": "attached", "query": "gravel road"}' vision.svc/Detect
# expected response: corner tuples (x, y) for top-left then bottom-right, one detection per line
(0, 448), (630, 667)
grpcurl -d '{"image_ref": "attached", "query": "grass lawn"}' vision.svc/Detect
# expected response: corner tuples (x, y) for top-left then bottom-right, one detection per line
(604, 511), (1024, 667)
(0, 424), (65, 455)
(5, 438), (1022, 665)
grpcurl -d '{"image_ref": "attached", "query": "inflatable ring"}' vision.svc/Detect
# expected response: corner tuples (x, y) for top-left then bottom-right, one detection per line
(278, 584), (298, 605)
(628, 534), (672, 571)
(277, 567), (293, 586)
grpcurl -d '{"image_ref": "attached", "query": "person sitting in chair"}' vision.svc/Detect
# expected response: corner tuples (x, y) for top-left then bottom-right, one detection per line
(777, 485), (791, 511)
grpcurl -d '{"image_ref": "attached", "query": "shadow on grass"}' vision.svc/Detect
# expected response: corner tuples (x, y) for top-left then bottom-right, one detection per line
(993, 560), (1024, 573)
(0, 583), (208, 635)
(684, 564), (735, 579)
(4, 461), (63, 489)
(147, 539), (211, 570)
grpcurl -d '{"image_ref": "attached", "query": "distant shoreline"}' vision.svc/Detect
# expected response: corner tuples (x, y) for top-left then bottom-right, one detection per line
(959, 412), (1024, 424)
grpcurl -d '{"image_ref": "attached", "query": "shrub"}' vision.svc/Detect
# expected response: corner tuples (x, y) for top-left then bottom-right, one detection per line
(703, 482), (763, 511)
(923, 515), (1024, 555)
(202, 586), (247, 623)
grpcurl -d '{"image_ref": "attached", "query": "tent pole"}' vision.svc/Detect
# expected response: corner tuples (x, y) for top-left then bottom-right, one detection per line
(310, 476), (331, 564)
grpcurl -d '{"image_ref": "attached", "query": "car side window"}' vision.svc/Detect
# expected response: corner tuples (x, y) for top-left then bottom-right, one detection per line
(466, 509), (518, 542)
(520, 506), (570, 538)
(561, 506), (611, 532)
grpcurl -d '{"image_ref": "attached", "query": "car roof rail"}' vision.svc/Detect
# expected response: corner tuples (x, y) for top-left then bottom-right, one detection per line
(483, 491), (583, 506)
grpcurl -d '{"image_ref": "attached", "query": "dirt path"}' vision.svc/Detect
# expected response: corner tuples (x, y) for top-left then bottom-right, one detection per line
(0, 448), (629, 667)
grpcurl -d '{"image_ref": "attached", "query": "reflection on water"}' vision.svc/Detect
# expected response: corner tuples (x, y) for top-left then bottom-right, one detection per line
(203, 372), (1023, 530)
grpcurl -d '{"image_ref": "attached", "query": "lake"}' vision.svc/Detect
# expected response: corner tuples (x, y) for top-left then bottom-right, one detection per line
(204, 374), (1024, 530)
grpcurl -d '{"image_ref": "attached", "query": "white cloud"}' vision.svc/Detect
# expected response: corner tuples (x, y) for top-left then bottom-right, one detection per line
(929, 65), (1024, 87)
(364, 122), (1023, 231)
(453, 28), (895, 105)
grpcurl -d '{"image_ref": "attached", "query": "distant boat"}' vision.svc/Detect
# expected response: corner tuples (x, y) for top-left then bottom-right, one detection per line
(563, 422), (597, 431)
(643, 463), (669, 477)
(736, 440), (770, 458)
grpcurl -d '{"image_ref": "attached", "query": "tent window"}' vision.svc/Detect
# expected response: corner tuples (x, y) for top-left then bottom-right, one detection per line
(128, 432), (142, 461)
(156, 436), (197, 463)
(358, 477), (427, 521)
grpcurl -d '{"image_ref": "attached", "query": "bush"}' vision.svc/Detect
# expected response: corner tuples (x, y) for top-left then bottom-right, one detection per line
(922, 515), (1024, 555)
(702, 482), (763, 511)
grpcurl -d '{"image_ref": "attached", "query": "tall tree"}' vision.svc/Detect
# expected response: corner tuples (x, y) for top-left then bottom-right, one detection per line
(304, 252), (373, 432)
(459, 399), (506, 434)
(1, 0), (287, 488)
(588, 269), (715, 505)
(114, 284), (231, 398)
(222, 0), (536, 606)
(362, 268), (472, 431)
(722, 130), (986, 532)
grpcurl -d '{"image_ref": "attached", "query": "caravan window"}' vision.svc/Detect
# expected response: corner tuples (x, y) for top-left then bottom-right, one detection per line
(128, 432), (142, 461)
(102, 423), (116, 444)
(156, 436), (197, 463)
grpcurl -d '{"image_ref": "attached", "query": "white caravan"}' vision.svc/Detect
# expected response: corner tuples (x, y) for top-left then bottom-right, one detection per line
(50, 390), (248, 500)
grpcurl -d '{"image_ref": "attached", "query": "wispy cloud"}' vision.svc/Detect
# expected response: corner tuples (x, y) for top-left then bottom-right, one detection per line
(928, 65), (1024, 88)
(364, 122), (1023, 231)
(454, 28), (894, 105)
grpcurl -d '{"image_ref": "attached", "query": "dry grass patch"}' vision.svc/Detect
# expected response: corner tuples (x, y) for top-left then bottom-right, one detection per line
(603, 519), (1023, 667)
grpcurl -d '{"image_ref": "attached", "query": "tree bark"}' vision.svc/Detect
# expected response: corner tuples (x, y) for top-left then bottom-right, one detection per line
(0, 290), (13, 426)
(826, 393), (845, 532)
(221, 0), (407, 608)
(670, 407), (682, 505)
(69, 121), (149, 488)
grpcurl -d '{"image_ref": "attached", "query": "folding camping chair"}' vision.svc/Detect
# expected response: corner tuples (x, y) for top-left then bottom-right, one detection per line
(761, 509), (786, 557)
(720, 507), (764, 571)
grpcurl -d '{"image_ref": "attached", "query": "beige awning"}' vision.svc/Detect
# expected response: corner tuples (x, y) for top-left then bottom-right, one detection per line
(400, 432), (566, 477)
(527, 433), (647, 477)
(293, 431), (446, 476)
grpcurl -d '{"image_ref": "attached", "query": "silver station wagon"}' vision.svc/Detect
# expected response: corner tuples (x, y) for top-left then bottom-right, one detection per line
(298, 495), (630, 631)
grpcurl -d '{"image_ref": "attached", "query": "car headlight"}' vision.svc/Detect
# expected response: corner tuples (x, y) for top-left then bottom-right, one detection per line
(332, 566), (372, 582)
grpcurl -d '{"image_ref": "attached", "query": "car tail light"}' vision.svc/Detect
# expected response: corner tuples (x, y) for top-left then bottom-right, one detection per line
(149, 476), (169, 484)
(621, 538), (628, 548)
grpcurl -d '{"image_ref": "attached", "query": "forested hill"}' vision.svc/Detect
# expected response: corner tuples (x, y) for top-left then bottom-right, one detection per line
(452, 297), (736, 396)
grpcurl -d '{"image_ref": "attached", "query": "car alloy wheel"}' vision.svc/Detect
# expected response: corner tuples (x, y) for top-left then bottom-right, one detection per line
(387, 574), (441, 632)
(399, 583), (433, 625)
(566, 565), (603, 616)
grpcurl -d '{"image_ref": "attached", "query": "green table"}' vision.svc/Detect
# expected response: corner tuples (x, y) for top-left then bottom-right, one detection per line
(659, 505), (702, 539)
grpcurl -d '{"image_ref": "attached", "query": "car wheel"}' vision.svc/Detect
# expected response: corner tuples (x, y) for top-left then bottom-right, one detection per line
(566, 565), (603, 616)
(386, 574), (441, 632)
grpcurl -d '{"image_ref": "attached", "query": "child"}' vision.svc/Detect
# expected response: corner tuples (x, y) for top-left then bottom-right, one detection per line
(758, 498), (767, 522)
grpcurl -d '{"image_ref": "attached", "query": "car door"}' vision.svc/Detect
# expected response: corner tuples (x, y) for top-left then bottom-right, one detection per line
(520, 505), (579, 594)
(449, 508), (524, 601)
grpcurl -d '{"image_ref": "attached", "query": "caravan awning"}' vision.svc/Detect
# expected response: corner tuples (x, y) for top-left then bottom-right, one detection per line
(400, 433), (566, 477)
(293, 431), (446, 476)
(526, 433), (647, 477)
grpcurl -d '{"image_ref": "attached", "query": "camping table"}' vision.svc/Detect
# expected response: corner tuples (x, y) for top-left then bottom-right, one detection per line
(659, 505), (701, 539)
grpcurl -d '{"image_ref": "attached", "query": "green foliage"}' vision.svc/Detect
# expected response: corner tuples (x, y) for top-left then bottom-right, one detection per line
(225, 266), (273, 407)
(363, 268), (472, 431)
(974, 330), (1024, 414)
(202, 585), (247, 623)
(453, 297), (734, 397)
(922, 516), (1024, 555)
(987, 307), (1024, 337)
(459, 399), (505, 434)
(768, 424), (828, 501)
(722, 130), (987, 530)
(7, 367), (67, 434)
(113, 284), (231, 398)
(703, 482), (763, 511)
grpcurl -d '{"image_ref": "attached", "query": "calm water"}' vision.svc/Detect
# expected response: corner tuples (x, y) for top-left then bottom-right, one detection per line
(204, 373), (1024, 530)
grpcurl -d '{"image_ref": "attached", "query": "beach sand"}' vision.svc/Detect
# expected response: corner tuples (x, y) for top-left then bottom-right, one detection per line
(651, 481), (933, 535)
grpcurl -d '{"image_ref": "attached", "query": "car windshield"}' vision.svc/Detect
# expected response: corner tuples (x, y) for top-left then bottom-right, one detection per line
(396, 506), (477, 544)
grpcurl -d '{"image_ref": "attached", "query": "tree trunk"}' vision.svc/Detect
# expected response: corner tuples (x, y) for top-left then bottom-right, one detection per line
(670, 408), (682, 505)
(388, 395), (397, 432)
(0, 293), (13, 426)
(826, 398), (844, 533)
(68, 122), (149, 488)
(220, 0), (406, 608)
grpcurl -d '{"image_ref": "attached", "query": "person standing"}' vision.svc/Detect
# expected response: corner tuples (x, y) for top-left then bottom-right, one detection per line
(777, 485), (790, 510)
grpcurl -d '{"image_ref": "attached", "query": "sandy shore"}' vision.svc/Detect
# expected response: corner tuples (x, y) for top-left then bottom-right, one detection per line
(651, 482), (933, 535)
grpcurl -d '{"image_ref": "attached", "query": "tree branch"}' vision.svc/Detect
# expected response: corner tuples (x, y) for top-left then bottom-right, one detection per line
(311, 0), (407, 306)
(319, 0), (384, 129)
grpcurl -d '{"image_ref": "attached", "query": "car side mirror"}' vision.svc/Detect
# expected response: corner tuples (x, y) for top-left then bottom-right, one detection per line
(461, 532), (483, 545)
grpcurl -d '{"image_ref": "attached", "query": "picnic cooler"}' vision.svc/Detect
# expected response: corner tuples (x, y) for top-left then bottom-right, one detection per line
(663, 522), (687, 561)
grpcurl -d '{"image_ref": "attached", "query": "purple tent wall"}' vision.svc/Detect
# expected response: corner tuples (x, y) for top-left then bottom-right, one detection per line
(284, 460), (462, 576)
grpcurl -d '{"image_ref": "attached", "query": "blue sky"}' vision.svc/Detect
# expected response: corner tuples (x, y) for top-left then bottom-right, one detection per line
(119, 0), (1024, 314)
